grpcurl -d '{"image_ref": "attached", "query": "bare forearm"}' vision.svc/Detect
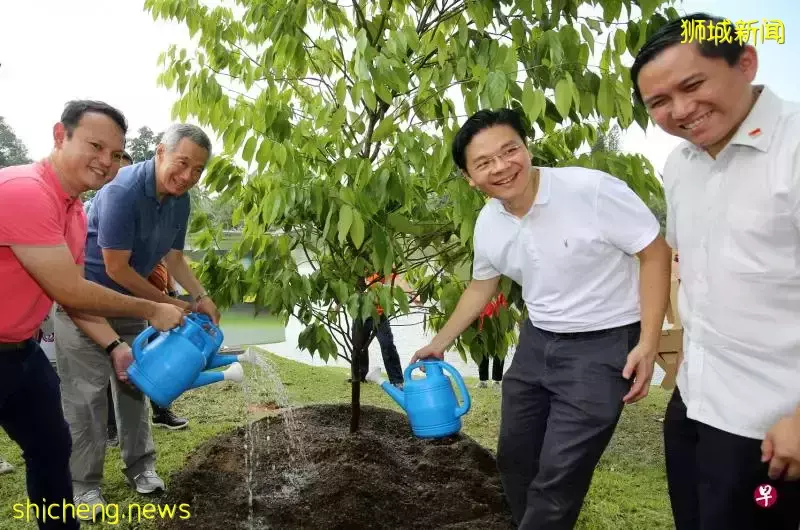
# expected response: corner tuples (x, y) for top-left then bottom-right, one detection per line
(65, 310), (120, 348)
(165, 253), (204, 298)
(59, 278), (158, 320)
(638, 247), (672, 348)
(107, 265), (176, 304)
(430, 278), (500, 351)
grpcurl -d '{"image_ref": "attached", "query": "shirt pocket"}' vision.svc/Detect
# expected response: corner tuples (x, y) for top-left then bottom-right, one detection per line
(721, 207), (796, 276)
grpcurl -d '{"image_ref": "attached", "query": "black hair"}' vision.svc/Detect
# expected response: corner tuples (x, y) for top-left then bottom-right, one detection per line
(631, 13), (747, 104)
(451, 108), (528, 171)
(60, 100), (128, 137)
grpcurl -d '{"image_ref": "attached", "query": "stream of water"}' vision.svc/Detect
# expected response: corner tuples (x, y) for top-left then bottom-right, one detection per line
(240, 348), (313, 529)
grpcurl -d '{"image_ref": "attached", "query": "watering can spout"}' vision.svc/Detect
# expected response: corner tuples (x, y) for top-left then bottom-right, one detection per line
(188, 362), (244, 390)
(367, 367), (405, 409)
(383, 381), (405, 409)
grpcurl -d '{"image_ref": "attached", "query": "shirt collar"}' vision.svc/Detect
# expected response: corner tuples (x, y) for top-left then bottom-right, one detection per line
(39, 158), (81, 208)
(143, 159), (159, 200)
(728, 85), (782, 152)
(532, 167), (551, 206)
(492, 167), (551, 218)
(681, 85), (782, 159)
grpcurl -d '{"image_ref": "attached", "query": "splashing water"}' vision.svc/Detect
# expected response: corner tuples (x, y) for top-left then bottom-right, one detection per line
(236, 347), (311, 529)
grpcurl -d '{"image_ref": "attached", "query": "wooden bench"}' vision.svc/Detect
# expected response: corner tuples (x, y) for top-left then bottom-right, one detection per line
(655, 260), (682, 390)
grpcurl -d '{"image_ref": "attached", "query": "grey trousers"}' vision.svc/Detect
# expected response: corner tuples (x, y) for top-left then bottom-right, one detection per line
(497, 319), (639, 530)
(54, 307), (156, 496)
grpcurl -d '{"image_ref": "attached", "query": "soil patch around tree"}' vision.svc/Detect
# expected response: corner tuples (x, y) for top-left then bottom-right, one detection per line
(155, 404), (514, 529)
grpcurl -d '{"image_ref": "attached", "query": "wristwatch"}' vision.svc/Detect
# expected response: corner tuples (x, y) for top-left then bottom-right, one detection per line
(105, 338), (125, 355)
(195, 291), (208, 303)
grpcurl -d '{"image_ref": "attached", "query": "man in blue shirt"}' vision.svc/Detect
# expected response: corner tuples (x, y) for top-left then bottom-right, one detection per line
(53, 124), (220, 521)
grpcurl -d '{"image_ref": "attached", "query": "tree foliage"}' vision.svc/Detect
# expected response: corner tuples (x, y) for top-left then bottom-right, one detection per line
(0, 117), (32, 168)
(146, 0), (677, 430)
(127, 126), (163, 162)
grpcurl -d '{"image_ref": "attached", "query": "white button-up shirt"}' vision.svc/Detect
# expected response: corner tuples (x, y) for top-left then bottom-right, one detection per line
(472, 166), (660, 332)
(664, 86), (800, 440)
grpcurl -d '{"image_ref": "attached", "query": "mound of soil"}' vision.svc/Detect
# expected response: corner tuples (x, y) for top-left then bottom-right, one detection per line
(155, 404), (514, 529)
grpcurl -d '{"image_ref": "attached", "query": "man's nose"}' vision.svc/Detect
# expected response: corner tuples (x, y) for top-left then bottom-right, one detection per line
(671, 95), (694, 121)
(97, 150), (114, 168)
(491, 155), (510, 173)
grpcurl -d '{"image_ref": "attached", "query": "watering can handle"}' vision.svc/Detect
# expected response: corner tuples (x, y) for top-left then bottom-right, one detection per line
(439, 361), (471, 418)
(403, 360), (472, 418)
(131, 326), (160, 363)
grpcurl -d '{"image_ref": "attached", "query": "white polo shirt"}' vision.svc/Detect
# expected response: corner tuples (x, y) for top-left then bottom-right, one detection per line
(472, 166), (660, 332)
(664, 85), (800, 440)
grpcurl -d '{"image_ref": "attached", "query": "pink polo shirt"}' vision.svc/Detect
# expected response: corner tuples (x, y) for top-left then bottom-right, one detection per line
(0, 160), (87, 343)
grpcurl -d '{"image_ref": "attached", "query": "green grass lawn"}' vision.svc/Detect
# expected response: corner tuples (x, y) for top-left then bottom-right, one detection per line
(0, 350), (673, 529)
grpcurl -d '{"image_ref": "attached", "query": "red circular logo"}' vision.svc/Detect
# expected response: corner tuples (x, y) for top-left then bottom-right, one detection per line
(754, 484), (778, 509)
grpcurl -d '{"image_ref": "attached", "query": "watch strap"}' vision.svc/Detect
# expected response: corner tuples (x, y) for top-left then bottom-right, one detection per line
(105, 338), (124, 355)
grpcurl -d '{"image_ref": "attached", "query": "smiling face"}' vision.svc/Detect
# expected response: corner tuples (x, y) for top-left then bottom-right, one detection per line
(636, 42), (758, 157)
(462, 124), (532, 202)
(53, 112), (126, 193)
(154, 137), (209, 197)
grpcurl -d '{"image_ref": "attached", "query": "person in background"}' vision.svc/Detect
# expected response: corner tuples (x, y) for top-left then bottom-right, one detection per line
(0, 100), (183, 530)
(103, 151), (133, 448)
(352, 272), (417, 388)
(143, 260), (190, 429)
(476, 293), (507, 389)
(632, 12), (800, 529)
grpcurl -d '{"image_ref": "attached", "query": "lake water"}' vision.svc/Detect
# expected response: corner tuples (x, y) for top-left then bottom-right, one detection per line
(260, 260), (665, 385)
(263, 307), (666, 386)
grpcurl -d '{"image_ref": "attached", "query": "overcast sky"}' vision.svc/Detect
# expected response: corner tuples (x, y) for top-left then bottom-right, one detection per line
(0, 0), (795, 173)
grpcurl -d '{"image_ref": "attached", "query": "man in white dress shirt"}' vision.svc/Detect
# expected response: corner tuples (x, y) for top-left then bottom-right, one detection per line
(632, 12), (800, 530)
(412, 108), (672, 529)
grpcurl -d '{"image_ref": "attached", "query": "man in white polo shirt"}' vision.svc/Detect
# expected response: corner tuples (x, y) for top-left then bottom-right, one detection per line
(412, 108), (672, 529)
(632, 12), (800, 530)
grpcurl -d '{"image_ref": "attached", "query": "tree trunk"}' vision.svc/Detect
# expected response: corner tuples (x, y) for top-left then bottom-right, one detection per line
(350, 355), (362, 433)
(350, 317), (368, 433)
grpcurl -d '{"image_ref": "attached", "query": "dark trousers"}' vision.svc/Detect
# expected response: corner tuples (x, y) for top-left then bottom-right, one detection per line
(497, 319), (639, 530)
(107, 385), (115, 428)
(356, 315), (404, 385)
(664, 388), (800, 530)
(479, 353), (505, 382)
(0, 340), (79, 529)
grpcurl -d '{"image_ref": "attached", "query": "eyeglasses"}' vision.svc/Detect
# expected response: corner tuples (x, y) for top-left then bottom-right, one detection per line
(470, 144), (524, 174)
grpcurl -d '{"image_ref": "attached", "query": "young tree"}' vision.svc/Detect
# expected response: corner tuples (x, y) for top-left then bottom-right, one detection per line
(146, 0), (676, 432)
(0, 117), (33, 168)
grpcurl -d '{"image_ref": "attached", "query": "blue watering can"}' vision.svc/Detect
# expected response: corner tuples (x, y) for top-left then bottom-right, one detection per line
(127, 313), (245, 408)
(366, 360), (471, 438)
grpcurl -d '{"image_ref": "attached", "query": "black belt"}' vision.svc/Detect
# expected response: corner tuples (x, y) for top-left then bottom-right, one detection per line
(533, 321), (640, 340)
(0, 339), (32, 352)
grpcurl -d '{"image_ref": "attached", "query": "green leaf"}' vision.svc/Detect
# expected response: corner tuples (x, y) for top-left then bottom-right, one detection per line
(362, 84), (377, 111)
(335, 78), (347, 105)
(639, 0), (657, 20)
(349, 210), (365, 249)
(486, 71), (506, 108)
(372, 116), (395, 143)
(337, 204), (353, 245)
(581, 24), (595, 53)
(597, 77), (615, 121)
(614, 29), (627, 54)
(554, 78), (572, 118)
(241, 136), (257, 165)
(255, 139), (270, 172)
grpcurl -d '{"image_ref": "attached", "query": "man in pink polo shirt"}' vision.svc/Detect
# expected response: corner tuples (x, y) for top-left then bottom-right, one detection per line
(0, 100), (184, 530)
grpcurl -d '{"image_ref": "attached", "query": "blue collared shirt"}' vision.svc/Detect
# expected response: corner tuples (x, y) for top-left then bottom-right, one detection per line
(83, 159), (190, 294)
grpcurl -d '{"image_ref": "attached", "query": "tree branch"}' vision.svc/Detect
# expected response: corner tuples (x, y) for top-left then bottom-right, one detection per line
(351, 0), (367, 30)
